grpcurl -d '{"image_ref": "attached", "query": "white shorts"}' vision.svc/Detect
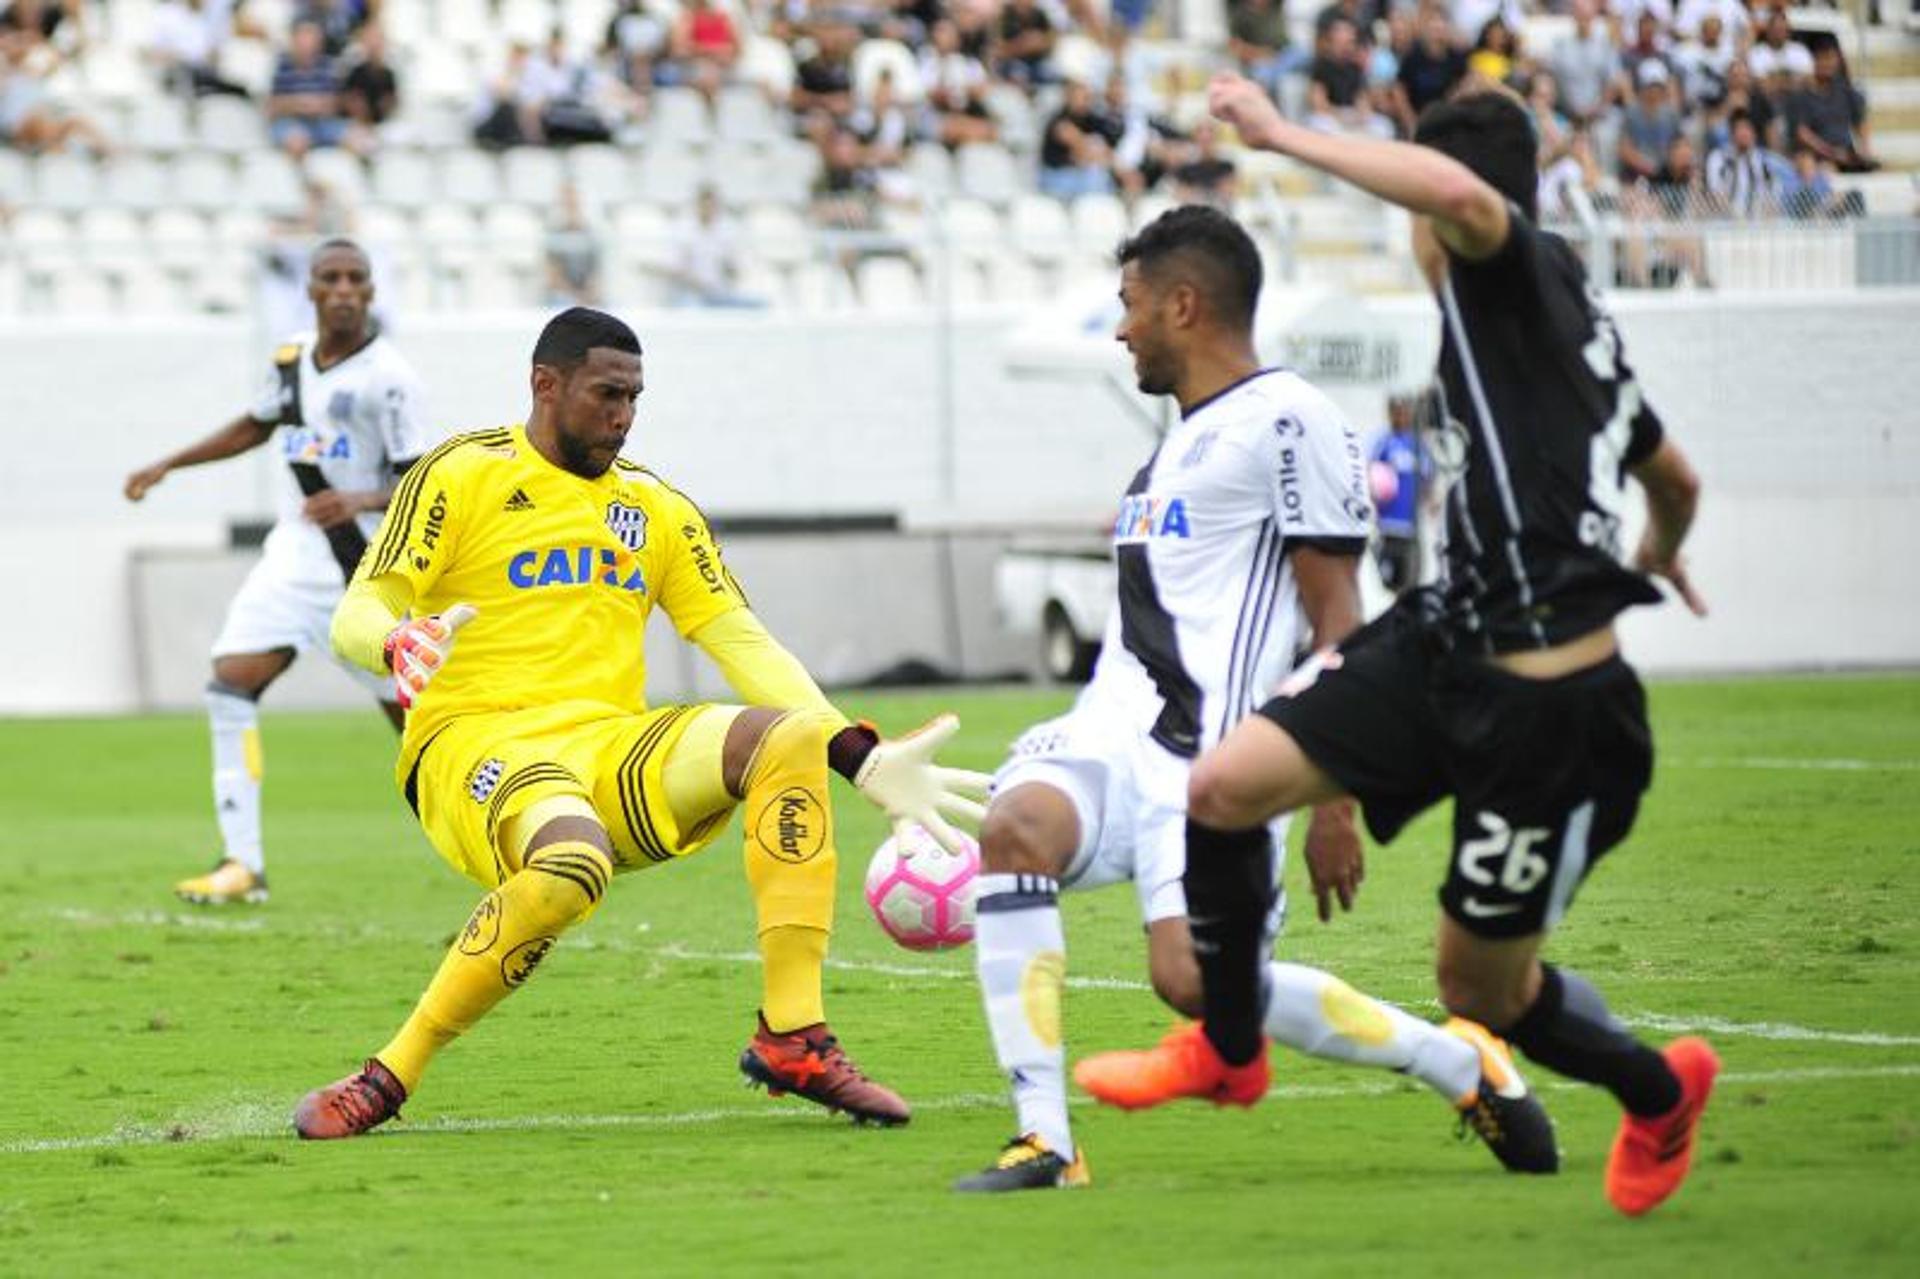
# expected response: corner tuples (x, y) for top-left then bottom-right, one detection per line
(210, 559), (392, 699)
(993, 700), (1291, 928)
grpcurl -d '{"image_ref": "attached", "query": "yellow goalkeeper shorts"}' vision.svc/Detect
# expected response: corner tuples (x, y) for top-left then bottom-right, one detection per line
(409, 700), (730, 890)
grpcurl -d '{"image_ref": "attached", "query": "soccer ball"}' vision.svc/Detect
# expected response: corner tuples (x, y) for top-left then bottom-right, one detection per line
(863, 824), (979, 951)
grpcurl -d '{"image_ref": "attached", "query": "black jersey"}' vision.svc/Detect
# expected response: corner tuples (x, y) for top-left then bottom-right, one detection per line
(1428, 208), (1666, 653)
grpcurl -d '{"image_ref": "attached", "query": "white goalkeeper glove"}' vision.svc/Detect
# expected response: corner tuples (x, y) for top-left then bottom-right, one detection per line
(850, 713), (991, 856)
(383, 603), (477, 709)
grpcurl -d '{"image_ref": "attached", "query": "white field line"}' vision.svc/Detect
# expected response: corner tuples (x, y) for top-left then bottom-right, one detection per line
(39, 914), (1920, 1049)
(4, 1065), (1916, 1157)
(1669, 756), (1920, 773)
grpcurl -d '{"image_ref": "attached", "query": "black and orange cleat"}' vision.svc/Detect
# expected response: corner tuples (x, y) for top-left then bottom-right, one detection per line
(1073, 1022), (1270, 1112)
(293, 1057), (407, 1140)
(1606, 1036), (1721, 1216)
(1446, 1018), (1560, 1174)
(953, 1133), (1091, 1193)
(738, 1014), (911, 1127)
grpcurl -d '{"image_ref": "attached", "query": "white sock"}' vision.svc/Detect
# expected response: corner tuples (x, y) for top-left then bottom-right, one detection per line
(206, 684), (264, 874)
(974, 873), (1071, 1159)
(1263, 962), (1481, 1104)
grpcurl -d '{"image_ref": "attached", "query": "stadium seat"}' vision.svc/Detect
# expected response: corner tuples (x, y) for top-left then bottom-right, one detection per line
(438, 149), (504, 207)
(904, 145), (954, 201)
(169, 152), (237, 213)
(99, 156), (172, 213)
(503, 147), (568, 206)
(46, 264), (118, 316)
(354, 204), (414, 249)
(148, 209), (214, 276)
(743, 203), (811, 270)
(934, 257), (990, 305)
(12, 208), (75, 260)
(716, 86), (781, 144)
(217, 38), (278, 98)
(651, 88), (714, 146)
(1051, 33), (1110, 86)
(481, 204), (548, 270)
(1009, 193), (1073, 265)
(856, 256), (925, 307)
(105, 0), (159, 50)
(434, 0), (495, 54)
(561, 0), (617, 52)
(82, 43), (154, 104)
(759, 137), (821, 206)
(1130, 192), (1175, 232)
(0, 149), (30, 204)
(33, 153), (96, 213)
(852, 38), (925, 105)
(1070, 192), (1128, 252)
(382, 0), (431, 52)
(77, 208), (147, 272)
(119, 262), (188, 317)
(956, 143), (1021, 206)
(237, 151), (306, 215)
(938, 197), (1006, 266)
(985, 254), (1043, 303)
(499, 0), (556, 44)
(739, 35), (797, 98)
(196, 95), (268, 154)
(211, 207), (270, 252)
(409, 42), (477, 105)
(789, 260), (849, 312)
(611, 203), (674, 258)
(568, 143), (636, 211)
(983, 83), (1039, 153)
(303, 148), (370, 207)
(372, 150), (437, 209)
(457, 258), (528, 309)
(124, 93), (193, 153)
(707, 143), (779, 206)
(634, 146), (704, 208)
(417, 204), (482, 266)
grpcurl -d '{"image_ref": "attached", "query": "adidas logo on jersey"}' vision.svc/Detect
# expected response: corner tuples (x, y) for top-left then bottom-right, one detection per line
(504, 488), (536, 512)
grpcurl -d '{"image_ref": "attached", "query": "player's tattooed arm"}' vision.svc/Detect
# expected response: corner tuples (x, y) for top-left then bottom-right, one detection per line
(122, 414), (275, 501)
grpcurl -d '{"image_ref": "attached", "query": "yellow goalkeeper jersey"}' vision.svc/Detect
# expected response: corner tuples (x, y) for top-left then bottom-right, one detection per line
(353, 425), (750, 777)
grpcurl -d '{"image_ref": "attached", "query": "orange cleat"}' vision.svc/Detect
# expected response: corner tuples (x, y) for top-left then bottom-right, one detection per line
(293, 1057), (407, 1140)
(1605, 1036), (1721, 1216)
(738, 1014), (911, 1126)
(1073, 1022), (1270, 1111)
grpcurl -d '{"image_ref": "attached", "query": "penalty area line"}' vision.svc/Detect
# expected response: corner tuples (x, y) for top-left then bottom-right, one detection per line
(6, 1066), (1918, 1157)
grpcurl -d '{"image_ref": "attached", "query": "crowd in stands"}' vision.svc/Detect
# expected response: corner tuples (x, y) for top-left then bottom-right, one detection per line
(0, 0), (1904, 307)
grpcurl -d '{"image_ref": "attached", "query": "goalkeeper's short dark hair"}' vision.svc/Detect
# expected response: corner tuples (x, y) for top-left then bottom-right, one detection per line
(1413, 89), (1539, 222)
(532, 307), (642, 371)
(1115, 205), (1262, 332)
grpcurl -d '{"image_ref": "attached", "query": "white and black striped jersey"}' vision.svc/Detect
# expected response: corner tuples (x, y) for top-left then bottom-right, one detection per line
(1081, 368), (1372, 759)
(1429, 209), (1666, 653)
(248, 331), (432, 585)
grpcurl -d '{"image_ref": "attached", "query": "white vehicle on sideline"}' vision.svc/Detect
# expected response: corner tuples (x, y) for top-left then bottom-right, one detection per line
(994, 540), (1115, 683)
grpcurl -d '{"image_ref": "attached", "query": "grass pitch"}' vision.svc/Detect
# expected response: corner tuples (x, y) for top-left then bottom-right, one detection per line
(1, 676), (1916, 1276)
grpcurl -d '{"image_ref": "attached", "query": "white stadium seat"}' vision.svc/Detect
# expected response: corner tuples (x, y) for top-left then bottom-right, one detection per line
(409, 42), (477, 105)
(13, 208), (75, 258)
(372, 150), (437, 209)
(568, 144), (635, 210)
(956, 143), (1020, 205)
(716, 86), (781, 145)
(439, 149), (504, 207)
(237, 151), (305, 215)
(148, 209), (214, 276)
(852, 38), (924, 106)
(77, 208), (147, 272)
(1069, 193), (1128, 253)
(34, 153), (98, 213)
(500, 0), (557, 45)
(481, 204), (547, 270)
(46, 264), (118, 316)
(125, 94), (193, 153)
(100, 156), (172, 212)
(503, 147), (567, 206)
(905, 145), (954, 201)
(169, 152), (237, 214)
(985, 254), (1043, 303)
(303, 148), (370, 207)
(938, 197), (1005, 266)
(649, 88), (713, 146)
(196, 95), (268, 153)
(855, 256), (925, 307)
(743, 203), (811, 269)
(119, 262), (188, 317)
(355, 205), (414, 250)
(739, 36), (796, 98)
(81, 44), (153, 103)
(0, 149), (29, 203)
(1008, 193), (1072, 264)
(634, 145), (703, 208)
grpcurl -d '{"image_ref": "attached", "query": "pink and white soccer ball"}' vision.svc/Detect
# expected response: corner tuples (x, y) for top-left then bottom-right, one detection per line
(863, 824), (979, 951)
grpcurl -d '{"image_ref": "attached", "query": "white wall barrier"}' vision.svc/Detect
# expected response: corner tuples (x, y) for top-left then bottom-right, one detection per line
(2, 289), (1916, 714)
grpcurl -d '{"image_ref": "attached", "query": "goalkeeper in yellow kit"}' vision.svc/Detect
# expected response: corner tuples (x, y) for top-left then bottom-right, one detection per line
(294, 307), (989, 1138)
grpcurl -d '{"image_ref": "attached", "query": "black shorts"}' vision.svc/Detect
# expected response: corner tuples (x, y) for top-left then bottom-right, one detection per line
(1258, 597), (1653, 939)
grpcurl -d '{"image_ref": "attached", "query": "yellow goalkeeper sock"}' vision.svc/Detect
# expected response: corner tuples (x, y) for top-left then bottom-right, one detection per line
(741, 709), (840, 1033)
(376, 840), (612, 1092)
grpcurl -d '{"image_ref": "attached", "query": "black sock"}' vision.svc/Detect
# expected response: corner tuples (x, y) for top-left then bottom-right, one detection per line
(1503, 965), (1682, 1118)
(1182, 818), (1274, 1067)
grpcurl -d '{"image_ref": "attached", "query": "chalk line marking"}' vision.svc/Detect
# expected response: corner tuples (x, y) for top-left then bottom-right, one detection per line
(5, 1066), (1915, 1157)
(1670, 756), (1920, 774)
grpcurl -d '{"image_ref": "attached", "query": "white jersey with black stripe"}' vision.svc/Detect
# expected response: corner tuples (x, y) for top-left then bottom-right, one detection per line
(1079, 368), (1372, 759)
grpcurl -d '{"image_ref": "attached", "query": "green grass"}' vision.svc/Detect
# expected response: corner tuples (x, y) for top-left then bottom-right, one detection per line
(1, 676), (1917, 1276)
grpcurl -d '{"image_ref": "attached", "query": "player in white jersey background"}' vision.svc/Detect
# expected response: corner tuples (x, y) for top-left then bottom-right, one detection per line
(122, 239), (433, 906)
(955, 207), (1556, 1193)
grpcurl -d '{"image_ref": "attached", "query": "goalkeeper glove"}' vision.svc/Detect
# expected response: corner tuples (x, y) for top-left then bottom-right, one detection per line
(383, 603), (477, 709)
(840, 714), (991, 856)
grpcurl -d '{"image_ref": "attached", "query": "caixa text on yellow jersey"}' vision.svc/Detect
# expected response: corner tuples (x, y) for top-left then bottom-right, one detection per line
(505, 546), (648, 593)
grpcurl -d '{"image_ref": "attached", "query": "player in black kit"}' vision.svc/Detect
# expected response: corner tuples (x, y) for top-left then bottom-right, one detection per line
(1075, 78), (1716, 1217)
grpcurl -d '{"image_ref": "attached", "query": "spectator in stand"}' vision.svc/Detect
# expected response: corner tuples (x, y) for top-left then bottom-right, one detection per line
(1, 0), (78, 48)
(667, 184), (763, 306)
(1449, 0), (1521, 53)
(1538, 123), (1603, 218)
(1619, 11), (1680, 101)
(297, 0), (366, 57)
(1675, 13), (1736, 115)
(544, 181), (604, 306)
(666, 0), (739, 103)
(1675, 0), (1749, 43)
(1228, 0), (1295, 96)
(1748, 8), (1813, 84)
(1705, 108), (1790, 217)
(811, 124), (881, 229)
(267, 18), (357, 159)
(1778, 142), (1845, 218)
(340, 23), (399, 134)
(994, 0), (1056, 89)
(0, 30), (112, 153)
(148, 0), (253, 99)
(1102, 73), (1184, 196)
(1038, 78), (1117, 198)
(473, 40), (535, 148)
(1550, 0), (1620, 125)
(1306, 16), (1392, 139)
(605, 0), (665, 63)
(849, 66), (911, 168)
(1651, 134), (1709, 218)
(1528, 68), (1574, 164)
(1467, 18), (1519, 89)
(1618, 61), (1683, 186)
(1394, 7), (1467, 134)
(1792, 43), (1879, 173)
(918, 17), (998, 147)
(792, 18), (857, 131)
(1171, 120), (1239, 208)
(522, 28), (626, 145)
(1710, 57), (1777, 152)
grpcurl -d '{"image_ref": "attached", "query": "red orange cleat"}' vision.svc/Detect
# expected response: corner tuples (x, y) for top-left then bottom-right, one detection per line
(1605, 1036), (1721, 1216)
(1073, 1022), (1270, 1111)
(738, 1014), (911, 1126)
(293, 1057), (407, 1140)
